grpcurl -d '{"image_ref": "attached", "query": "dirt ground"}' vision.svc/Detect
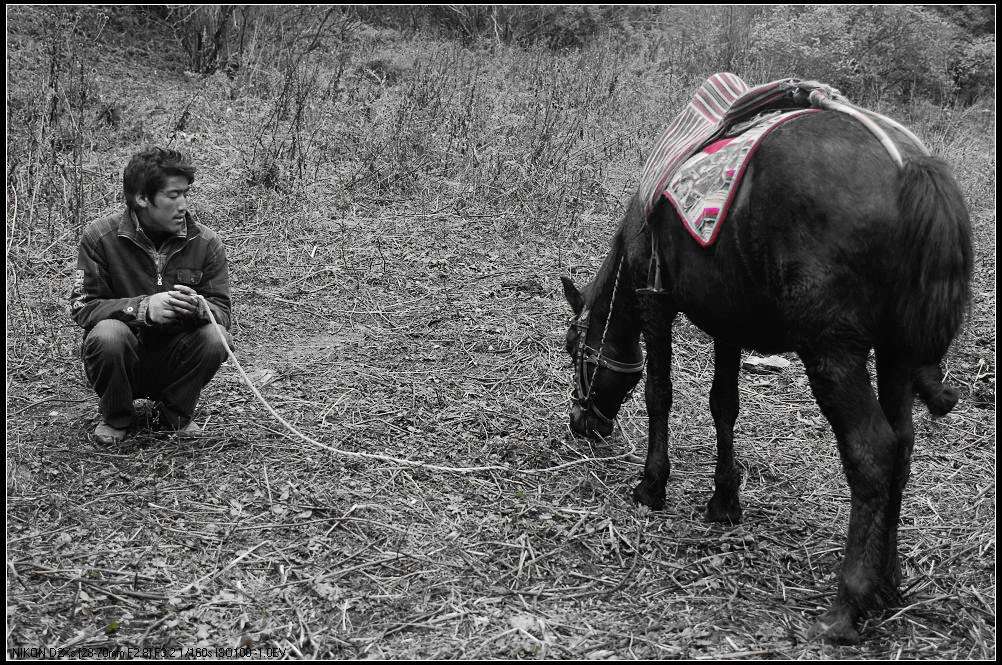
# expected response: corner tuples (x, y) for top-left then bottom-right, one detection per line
(7, 196), (996, 658)
(6, 6), (996, 660)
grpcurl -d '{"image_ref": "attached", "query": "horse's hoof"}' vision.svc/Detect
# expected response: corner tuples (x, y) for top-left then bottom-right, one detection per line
(927, 385), (960, 417)
(808, 610), (861, 644)
(705, 495), (742, 524)
(632, 483), (665, 510)
(875, 582), (904, 610)
(885, 558), (903, 593)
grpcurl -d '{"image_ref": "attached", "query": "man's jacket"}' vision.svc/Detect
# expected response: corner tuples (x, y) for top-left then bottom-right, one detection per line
(69, 209), (231, 334)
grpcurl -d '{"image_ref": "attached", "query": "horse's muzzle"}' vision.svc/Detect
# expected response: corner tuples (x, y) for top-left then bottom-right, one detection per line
(569, 405), (614, 439)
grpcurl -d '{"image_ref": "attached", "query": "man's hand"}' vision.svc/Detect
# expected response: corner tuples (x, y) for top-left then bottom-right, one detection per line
(146, 285), (204, 324)
(170, 284), (205, 319)
(147, 292), (178, 324)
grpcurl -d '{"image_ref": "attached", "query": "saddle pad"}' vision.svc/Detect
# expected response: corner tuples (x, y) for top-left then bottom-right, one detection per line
(637, 74), (839, 221)
(664, 108), (817, 247)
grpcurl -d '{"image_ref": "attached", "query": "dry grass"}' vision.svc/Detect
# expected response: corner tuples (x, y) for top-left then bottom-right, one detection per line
(6, 6), (995, 660)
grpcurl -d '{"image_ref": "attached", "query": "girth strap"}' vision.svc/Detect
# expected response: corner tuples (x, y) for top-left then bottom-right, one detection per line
(638, 228), (665, 295)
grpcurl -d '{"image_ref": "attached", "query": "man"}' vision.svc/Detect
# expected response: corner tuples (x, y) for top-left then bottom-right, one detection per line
(69, 147), (233, 444)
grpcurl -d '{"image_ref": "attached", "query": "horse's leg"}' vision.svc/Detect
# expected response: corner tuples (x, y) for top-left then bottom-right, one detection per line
(875, 349), (916, 597)
(632, 311), (676, 510)
(801, 351), (899, 644)
(706, 340), (742, 523)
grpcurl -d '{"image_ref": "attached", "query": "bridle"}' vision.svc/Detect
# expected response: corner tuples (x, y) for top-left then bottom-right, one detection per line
(571, 257), (644, 429)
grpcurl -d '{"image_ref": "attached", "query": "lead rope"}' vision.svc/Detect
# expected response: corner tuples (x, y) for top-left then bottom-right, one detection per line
(583, 256), (626, 403)
(195, 296), (634, 475)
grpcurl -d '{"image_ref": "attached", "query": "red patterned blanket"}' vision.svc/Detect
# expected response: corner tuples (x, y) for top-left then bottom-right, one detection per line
(637, 74), (931, 252)
(663, 108), (817, 246)
(637, 74), (847, 246)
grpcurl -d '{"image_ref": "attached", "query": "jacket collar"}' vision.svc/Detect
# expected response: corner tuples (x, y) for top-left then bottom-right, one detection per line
(116, 208), (200, 247)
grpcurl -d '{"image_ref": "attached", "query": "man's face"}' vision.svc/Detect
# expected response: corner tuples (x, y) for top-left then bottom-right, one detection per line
(136, 175), (191, 236)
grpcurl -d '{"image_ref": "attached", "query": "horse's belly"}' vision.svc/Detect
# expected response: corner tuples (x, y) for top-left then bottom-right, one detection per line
(682, 303), (795, 354)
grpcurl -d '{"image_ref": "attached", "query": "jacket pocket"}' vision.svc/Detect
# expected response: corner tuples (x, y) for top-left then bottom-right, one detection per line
(174, 269), (203, 286)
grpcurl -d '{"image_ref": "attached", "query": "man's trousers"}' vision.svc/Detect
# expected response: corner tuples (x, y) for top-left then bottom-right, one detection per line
(82, 319), (231, 429)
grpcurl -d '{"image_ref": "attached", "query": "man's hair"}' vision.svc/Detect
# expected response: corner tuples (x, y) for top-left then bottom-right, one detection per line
(123, 147), (196, 209)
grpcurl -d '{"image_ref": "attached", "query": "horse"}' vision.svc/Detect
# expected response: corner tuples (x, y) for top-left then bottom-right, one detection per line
(560, 109), (972, 643)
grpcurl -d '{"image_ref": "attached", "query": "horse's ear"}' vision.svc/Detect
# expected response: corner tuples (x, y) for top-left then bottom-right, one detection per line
(560, 275), (584, 315)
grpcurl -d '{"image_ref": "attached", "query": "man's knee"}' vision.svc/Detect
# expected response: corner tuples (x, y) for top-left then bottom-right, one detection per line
(192, 324), (232, 363)
(83, 319), (137, 357)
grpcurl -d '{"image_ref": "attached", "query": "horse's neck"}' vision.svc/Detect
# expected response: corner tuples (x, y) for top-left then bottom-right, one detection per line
(589, 234), (639, 343)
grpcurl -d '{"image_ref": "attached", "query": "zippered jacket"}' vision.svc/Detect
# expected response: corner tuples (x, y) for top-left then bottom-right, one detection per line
(68, 209), (231, 333)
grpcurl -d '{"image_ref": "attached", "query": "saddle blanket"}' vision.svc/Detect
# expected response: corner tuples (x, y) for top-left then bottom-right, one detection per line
(664, 108), (816, 246)
(637, 73), (843, 246)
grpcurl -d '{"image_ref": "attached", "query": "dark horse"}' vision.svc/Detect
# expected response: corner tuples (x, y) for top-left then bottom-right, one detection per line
(560, 110), (971, 643)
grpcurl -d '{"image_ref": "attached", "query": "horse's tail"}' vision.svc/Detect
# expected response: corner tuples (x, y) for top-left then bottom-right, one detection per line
(892, 156), (972, 366)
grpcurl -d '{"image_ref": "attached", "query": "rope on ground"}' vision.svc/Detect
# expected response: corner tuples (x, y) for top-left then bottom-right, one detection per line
(198, 296), (636, 476)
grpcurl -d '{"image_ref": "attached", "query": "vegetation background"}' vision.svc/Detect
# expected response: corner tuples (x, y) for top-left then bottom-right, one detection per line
(6, 5), (995, 659)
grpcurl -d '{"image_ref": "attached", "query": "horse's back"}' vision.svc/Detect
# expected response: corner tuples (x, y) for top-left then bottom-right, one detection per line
(660, 110), (940, 353)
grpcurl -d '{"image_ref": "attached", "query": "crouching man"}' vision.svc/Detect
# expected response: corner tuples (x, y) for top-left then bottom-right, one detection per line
(69, 147), (233, 444)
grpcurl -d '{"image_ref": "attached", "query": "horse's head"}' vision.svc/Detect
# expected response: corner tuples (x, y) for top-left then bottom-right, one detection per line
(560, 274), (643, 439)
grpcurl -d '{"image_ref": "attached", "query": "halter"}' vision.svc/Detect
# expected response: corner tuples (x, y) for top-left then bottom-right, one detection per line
(571, 257), (644, 428)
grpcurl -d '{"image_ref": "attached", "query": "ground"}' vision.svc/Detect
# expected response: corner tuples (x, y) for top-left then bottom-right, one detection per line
(7, 207), (995, 658)
(6, 6), (996, 660)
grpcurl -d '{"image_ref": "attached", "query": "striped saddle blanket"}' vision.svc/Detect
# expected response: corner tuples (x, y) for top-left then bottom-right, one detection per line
(664, 108), (816, 246)
(637, 73), (843, 246)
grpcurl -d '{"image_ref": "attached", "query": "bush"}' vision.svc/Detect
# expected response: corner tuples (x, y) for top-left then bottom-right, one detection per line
(748, 6), (957, 102)
(950, 34), (995, 104)
(349, 5), (604, 49)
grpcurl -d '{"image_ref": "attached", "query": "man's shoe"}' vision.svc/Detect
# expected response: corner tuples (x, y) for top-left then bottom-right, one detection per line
(164, 420), (204, 438)
(133, 399), (158, 426)
(178, 420), (203, 438)
(91, 423), (127, 445)
(155, 403), (201, 437)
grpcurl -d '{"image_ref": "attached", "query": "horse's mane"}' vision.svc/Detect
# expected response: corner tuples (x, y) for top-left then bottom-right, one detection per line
(584, 226), (626, 316)
(585, 193), (648, 314)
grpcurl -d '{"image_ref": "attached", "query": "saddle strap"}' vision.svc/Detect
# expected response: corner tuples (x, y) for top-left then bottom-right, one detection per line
(645, 228), (661, 290)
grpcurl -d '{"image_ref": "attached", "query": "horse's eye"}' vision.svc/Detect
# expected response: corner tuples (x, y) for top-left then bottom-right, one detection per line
(565, 328), (579, 354)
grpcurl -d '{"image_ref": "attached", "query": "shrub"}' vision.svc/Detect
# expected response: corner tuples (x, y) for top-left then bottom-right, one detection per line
(950, 34), (996, 104)
(748, 6), (957, 102)
(348, 5), (604, 49)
